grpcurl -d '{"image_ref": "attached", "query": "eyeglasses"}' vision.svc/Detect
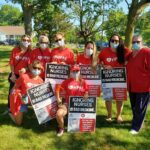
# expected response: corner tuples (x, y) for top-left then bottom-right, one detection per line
(55, 39), (62, 42)
(33, 66), (41, 70)
(132, 41), (141, 44)
(111, 39), (119, 43)
(22, 39), (30, 42)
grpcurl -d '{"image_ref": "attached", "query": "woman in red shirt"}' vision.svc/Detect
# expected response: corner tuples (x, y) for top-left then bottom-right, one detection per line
(98, 34), (131, 123)
(55, 65), (88, 136)
(8, 35), (31, 109)
(9, 60), (43, 125)
(77, 41), (97, 65)
(29, 34), (51, 80)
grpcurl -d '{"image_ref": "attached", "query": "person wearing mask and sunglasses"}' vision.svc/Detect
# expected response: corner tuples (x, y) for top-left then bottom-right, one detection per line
(29, 34), (51, 80)
(51, 32), (74, 65)
(5, 35), (32, 114)
(9, 60), (43, 125)
(55, 65), (88, 136)
(127, 35), (150, 134)
(77, 41), (97, 65)
(97, 34), (131, 123)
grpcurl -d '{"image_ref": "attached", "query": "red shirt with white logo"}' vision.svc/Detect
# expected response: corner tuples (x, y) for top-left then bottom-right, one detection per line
(98, 47), (131, 67)
(29, 47), (51, 78)
(77, 53), (92, 65)
(9, 47), (31, 75)
(15, 73), (43, 95)
(61, 78), (88, 104)
(127, 48), (150, 92)
(51, 47), (74, 65)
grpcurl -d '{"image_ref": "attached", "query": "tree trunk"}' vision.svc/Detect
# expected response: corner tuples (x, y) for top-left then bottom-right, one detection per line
(22, 5), (33, 36)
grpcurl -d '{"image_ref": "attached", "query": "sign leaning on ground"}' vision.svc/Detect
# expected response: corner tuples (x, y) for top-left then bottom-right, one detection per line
(45, 63), (70, 97)
(27, 82), (57, 124)
(101, 67), (127, 101)
(80, 65), (101, 96)
(68, 96), (96, 133)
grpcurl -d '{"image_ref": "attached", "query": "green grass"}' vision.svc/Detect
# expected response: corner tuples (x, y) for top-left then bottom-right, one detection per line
(0, 45), (150, 150)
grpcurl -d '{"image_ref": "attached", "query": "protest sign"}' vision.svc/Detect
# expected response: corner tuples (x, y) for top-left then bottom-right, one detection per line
(27, 82), (57, 124)
(101, 67), (127, 101)
(45, 63), (70, 97)
(80, 65), (101, 96)
(68, 96), (96, 132)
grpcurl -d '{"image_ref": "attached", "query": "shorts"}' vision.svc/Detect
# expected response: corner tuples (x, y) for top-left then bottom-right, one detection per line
(20, 104), (28, 112)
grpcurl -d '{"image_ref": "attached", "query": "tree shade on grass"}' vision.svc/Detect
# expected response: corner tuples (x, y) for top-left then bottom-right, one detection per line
(0, 46), (150, 150)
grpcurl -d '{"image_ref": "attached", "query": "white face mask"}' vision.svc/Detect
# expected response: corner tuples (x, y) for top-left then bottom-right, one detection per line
(31, 69), (41, 76)
(22, 41), (30, 48)
(85, 48), (93, 57)
(70, 71), (80, 79)
(110, 42), (119, 49)
(57, 39), (65, 47)
(40, 43), (48, 49)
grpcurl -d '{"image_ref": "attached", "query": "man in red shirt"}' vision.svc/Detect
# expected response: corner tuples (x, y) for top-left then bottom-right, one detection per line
(127, 35), (150, 134)
(29, 35), (51, 79)
(51, 32), (74, 65)
(55, 65), (88, 136)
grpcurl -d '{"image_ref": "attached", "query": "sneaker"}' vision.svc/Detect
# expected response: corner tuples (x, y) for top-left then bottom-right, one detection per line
(129, 129), (139, 135)
(57, 128), (64, 137)
(8, 112), (15, 123)
(106, 117), (112, 122)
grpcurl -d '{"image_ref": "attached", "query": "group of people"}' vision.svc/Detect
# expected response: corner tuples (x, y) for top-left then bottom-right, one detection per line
(6, 31), (150, 136)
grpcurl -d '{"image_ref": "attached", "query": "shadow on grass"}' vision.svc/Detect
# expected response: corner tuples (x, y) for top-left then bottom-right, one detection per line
(0, 50), (11, 59)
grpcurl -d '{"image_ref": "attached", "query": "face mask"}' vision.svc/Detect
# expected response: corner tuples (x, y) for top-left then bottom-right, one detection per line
(57, 39), (65, 47)
(70, 71), (80, 79)
(110, 42), (119, 49)
(22, 41), (30, 48)
(132, 43), (140, 51)
(40, 43), (48, 49)
(31, 69), (41, 76)
(85, 48), (93, 57)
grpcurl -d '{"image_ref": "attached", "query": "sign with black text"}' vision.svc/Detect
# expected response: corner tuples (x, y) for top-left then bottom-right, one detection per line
(27, 82), (57, 124)
(101, 67), (127, 101)
(68, 96), (96, 133)
(80, 65), (101, 96)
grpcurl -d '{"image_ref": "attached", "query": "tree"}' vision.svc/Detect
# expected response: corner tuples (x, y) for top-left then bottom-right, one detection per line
(34, 3), (73, 46)
(124, 0), (150, 48)
(0, 4), (22, 25)
(67, 0), (117, 43)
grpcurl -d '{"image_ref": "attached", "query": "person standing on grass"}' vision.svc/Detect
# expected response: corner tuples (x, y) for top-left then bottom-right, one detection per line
(28, 34), (51, 80)
(127, 35), (150, 134)
(97, 34), (131, 123)
(7, 35), (31, 111)
(9, 60), (43, 125)
(76, 41), (97, 65)
(55, 65), (88, 136)
(50, 32), (74, 65)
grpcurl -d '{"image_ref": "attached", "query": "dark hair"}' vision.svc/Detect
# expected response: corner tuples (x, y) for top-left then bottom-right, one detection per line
(109, 34), (125, 64)
(85, 41), (94, 48)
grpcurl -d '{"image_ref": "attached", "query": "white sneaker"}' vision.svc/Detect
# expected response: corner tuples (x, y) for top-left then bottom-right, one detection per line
(130, 129), (139, 135)
(57, 128), (64, 137)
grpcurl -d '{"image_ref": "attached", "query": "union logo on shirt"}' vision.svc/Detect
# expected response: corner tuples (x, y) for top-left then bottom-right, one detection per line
(38, 56), (50, 60)
(68, 85), (84, 91)
(53, 55), (67, 61)
(106, 57), (117, 62)
(15, 56), (29, 61)
(27, 82), (39, 88)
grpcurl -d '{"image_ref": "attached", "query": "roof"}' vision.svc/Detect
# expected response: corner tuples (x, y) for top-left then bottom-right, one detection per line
(0, 26), (25, 35)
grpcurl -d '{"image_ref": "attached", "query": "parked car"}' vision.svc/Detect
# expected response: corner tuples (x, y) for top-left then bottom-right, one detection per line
(6, 39), (19, 46)
(0, 41), (9, 45)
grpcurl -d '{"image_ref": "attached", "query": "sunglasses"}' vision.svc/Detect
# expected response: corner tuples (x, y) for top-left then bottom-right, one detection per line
(33, 66), (41, 70)
(132, 41), (141, 44)
(55, 39), (62, 42)
(111, 39), (119, 43)
(22, 39), (30, 42)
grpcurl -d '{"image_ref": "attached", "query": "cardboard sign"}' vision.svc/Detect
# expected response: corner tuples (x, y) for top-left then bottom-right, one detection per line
(27, 82), (57, 124)
(80, 65), (101, 96)
(68, 96), (96, 132)
(101, 67), (127, 101)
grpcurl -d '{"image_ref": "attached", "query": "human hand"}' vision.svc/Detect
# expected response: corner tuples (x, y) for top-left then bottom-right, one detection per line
(19, 68), (26, 75)
(83, 92), (88, 100)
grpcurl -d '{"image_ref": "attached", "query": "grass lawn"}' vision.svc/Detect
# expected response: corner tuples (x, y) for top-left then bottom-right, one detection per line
(0, 46), (150, 150)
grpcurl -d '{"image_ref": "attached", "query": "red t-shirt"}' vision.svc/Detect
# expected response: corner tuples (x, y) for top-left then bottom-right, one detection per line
(29, 47), (51, 78)
(51, 47), (74, 65)
(127, 48), (150, 92)
(77, 53), (92, 65)
(15, 73), (43, 95)
(98, 47), (131, 67)
(61, 78), (88, 104)
(9, 47), (31, 75)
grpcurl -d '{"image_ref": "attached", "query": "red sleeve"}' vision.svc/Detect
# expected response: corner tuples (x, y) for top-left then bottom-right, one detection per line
(15, 74), (24, 88)
(9, 47), (16, 65)
(82, 79), (88, 92)
(125, 47), (132, 61)
(69, 51), (75, 65)
(61, 79), (68, 91)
